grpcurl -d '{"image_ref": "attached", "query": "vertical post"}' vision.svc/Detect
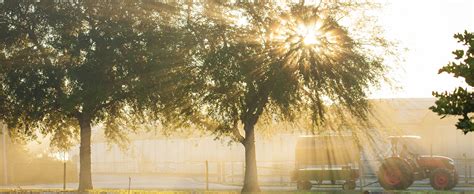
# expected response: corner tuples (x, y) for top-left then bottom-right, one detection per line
(359, 159), (364, 191)
(279, 163), (283, 186)
(464, 153), (468, 184)
(217, 162), (221, 183)
(2, 126), (8, 185)
(63, 152), (67, 191)
(231, 161), (234, 183)
(205, 160), (209, 191)
(467, 165), (472, 183)
(111, 145), (115, 173)
(128, 176), (131, 194)
(222, 161), (225, 183)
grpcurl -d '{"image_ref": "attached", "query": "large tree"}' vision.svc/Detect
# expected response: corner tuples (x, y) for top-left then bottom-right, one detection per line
(183, 2), (392, 192)
(0, 0), (187, 191)
(431, 31), (474, 133)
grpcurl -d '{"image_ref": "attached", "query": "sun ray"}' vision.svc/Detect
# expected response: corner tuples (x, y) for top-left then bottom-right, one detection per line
(262, 11), (351, 72)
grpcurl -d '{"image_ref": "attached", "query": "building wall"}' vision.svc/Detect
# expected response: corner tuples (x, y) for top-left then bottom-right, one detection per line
(370, 98), (474, 159)
(84, 98), (474, 174)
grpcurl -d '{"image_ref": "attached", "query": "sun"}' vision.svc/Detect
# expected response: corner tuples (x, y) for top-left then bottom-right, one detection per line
(267, 17), (339, 52)
(303, 34), (319, 45)
(264, 14), (350, 70)
(295, 24), (322, 46)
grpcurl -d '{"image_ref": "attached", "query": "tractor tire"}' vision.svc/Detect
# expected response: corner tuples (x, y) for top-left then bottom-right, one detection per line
(450, 171), (459, 189)
(378, 158), (414, 190)
(297, 180), (312, 190)
(430, 168), (456, 190)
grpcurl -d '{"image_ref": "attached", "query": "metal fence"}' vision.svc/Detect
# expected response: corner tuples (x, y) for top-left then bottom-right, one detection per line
(3, 158), (474, 187)
(455, 157), (474, 184)
(90, 157), (474, 186)
(2, 162), (77, 185)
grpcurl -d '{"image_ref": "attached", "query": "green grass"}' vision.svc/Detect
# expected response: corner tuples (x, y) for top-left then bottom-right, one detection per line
(0, 190), (471, 194)
(0, 188), (363, 194)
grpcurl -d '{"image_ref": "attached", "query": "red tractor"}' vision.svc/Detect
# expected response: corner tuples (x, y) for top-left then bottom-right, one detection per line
(377, 136), (458, 190)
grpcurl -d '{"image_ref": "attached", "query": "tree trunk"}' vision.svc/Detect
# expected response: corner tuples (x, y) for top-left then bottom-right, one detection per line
(241, 122), (261, 192)
(78, 115), (93, 191)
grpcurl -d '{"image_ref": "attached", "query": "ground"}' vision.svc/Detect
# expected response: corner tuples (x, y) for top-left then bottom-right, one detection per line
(1, 174), (474, 193)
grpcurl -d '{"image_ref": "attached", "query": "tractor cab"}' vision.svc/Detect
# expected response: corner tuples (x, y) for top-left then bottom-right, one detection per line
(388, 135), (423, 158)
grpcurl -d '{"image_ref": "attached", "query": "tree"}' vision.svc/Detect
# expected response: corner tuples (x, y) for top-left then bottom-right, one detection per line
(0, 0), (187, 191)
(430, 31), (474, 134)
(182, 2), (392, 192)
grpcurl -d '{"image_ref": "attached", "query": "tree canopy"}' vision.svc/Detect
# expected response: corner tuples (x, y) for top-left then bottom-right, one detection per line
(0, 0), (189, 190)
(0, 1), (396, 192)
(431, 31), (474, 134)
(180, 2), (393, 192)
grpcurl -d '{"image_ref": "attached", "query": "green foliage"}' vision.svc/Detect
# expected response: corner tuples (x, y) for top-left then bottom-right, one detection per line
(0, 1), (187, 149)
(430, 31), (474, 134)
(0, 1), (395, 192)
(182, 2), (391, 138)
(165, 3), (394, 190)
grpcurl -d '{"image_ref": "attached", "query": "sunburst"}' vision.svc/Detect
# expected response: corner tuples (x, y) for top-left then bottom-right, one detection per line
(265, 13), (350, 70)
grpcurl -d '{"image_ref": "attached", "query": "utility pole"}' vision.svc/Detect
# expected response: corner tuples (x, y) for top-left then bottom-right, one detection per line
(2, 125), (8, 186)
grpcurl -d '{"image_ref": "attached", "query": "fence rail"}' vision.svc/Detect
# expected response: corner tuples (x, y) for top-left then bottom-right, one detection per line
(90, 158), (474, 186)
(4, 158), (473, 186)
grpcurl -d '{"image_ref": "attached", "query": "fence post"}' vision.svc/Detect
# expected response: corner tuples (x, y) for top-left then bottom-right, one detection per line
(205, 160), (209, 191)
(231, 161), (234, 183)
(359, 160), (364, 191)
(222, 161), (226, 183)
(128, 176), (131, 194)
(467, 165), (472, 183)
(216, 161), (220, 183)
(63, 159), (66, 190)
(464, 154), (468, 184)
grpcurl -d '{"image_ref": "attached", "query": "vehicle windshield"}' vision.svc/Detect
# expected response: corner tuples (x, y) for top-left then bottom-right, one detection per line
(390, 137), (427, 156)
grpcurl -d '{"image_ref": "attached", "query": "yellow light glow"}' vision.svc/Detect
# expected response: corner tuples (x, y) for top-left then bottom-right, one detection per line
(302, 32), (320, 45)
(266, 15), (345, 71)
(295, 24), (321, 46)
(51, 152), (69, 161)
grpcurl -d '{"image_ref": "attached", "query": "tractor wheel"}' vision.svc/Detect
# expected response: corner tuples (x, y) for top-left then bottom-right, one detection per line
(449, 171), (459, 189)
(430, 168), (456, 190)
(343, 180), (356, 190)
(297, 180), (312, 190)
(378, 158), (414, 190)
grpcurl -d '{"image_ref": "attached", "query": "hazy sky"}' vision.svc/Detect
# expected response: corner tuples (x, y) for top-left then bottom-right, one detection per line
(370, 0), (474, 98)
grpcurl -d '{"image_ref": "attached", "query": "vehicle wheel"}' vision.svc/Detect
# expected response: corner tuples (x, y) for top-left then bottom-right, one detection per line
(449, 171), (459, 189)
(430, 168), (456, 190)
(378, 158), (414, 190)
(297, 180), (312, 190)
(343, 180), (356, 190)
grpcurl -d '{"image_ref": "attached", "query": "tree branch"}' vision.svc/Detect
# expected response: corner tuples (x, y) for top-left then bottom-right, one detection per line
(231, 118), (245, 143)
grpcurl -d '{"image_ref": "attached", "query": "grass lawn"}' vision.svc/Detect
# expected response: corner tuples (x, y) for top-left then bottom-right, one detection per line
(0, 189), (469, 194)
